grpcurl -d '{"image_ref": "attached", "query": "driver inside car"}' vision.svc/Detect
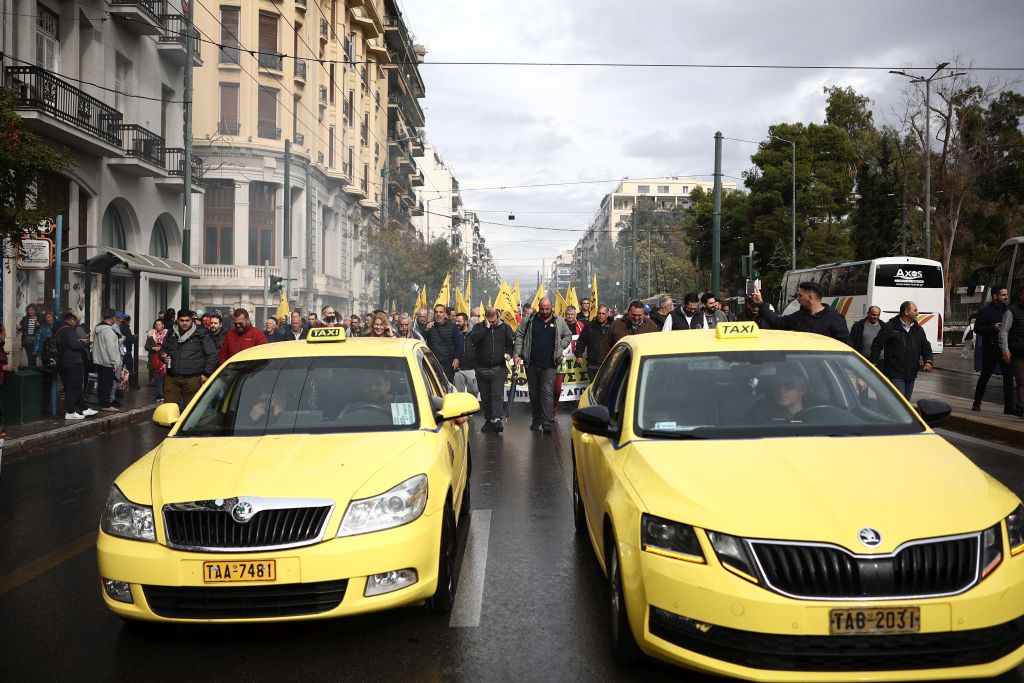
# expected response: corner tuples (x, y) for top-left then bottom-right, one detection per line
(748, 374), (810, 422)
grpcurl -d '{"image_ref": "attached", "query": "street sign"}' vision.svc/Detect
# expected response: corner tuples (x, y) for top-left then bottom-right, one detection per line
(17, 238), (54, 270)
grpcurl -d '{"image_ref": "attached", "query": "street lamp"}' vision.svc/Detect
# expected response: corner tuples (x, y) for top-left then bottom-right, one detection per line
(888, 62), (966, 260)
(769, 134), (797, 270)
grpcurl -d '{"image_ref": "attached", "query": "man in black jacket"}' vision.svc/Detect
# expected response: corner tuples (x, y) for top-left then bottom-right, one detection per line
(751, 282), (851, 344)
(573, 304), (612, 379)
(453, 312), (478, 396)
(424, 304), (464, 384)
(160, 309), (219, 407)
(470, 308), (514, 433)
(972, 286), (1014, 413)
(662, 293), (702, 331)
(54, 312), (98, 420)
(870, 301), (934, 400)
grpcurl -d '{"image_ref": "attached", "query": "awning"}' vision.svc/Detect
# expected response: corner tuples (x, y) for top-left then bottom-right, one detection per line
(82, 247), (200, 279)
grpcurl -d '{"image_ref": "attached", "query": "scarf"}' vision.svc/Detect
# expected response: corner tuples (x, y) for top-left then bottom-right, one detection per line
(175, 322), (197, 344)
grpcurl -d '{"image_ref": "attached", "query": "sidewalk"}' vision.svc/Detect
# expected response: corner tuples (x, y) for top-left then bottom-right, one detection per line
(2, 385), (159, 464)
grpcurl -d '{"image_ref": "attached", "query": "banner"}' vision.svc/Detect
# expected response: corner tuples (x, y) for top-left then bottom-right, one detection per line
(503, 361), (591, 402)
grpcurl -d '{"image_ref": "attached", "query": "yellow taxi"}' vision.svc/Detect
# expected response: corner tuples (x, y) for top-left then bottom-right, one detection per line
(570, 322), (1024, 681)
(97, 328), (478, 622)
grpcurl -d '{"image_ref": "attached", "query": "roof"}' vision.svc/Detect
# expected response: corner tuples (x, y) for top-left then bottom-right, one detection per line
(227, 336), (425, 362)
(616, 328), (854, 357)
(83, 247), (200, 279)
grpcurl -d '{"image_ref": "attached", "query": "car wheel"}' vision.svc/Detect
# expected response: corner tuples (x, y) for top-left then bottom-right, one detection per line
(607, 538), (642, 665)
(572, 452), (586, 535)
(426, 503), (457, 614)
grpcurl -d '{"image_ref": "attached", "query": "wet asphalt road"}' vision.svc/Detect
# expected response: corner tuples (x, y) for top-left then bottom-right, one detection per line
(0, 408), (1022, 682)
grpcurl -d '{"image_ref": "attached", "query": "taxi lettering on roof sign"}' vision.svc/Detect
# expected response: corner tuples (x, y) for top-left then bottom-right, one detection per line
(307, 327), (346, 342)
(715, 321), (759, 339)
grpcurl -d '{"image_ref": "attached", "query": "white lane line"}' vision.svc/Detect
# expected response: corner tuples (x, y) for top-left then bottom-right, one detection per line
(936, 429), (1024, 457)
(552, 436), (574, 497)
(449, 508), (492, 628)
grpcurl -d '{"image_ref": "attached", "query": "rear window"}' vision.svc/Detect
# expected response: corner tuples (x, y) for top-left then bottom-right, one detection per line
(177, 356), (419, 436)
(874, 264), (943, 289)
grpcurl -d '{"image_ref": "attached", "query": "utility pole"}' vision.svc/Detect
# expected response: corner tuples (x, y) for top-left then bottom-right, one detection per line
(647, 223), (652, 297)
(263, 259), (270, 324)
(631, 201), (638, 300)
(379, 152), (389, 309)
(900, 180), (908, 256)
(283, 139), (292, 310)
(305, 158), (314, 316)
(712, 131), (722, 298)
(180, 0), (195, 307)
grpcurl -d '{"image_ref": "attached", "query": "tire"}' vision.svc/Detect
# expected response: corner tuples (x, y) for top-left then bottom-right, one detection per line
(572, 451), (587, 535)
(607, 538), (642, 665)
(460, 480), (471, 519)
(426, 504), (457, 614)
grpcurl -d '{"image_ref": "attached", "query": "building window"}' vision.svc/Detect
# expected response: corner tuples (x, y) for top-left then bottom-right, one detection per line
(347, 90), (354, 126)
(637, 185), (650, 194)
(114, 54), (132, 115)
(329, 63), (335, 103)
(218, 82), (239, 135)
(657, 185), (670, 194)
(257, 86), (279, 139)
(150, 218), (169, 258)
(219, 6), (241, 65)
(101, 204), (127, 250)
(249, 182), (276, 266)
(35, 3), (59, 71)
(292, 94), (299, 143)
(329, 126), (335, 168)
(257, 11), (281, 70)
(682, 186), (690, 194)
(204, 180), (234, 264)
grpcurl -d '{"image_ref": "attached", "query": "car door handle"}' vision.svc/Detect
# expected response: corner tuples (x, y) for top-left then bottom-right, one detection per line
(581, 434), (592, 444)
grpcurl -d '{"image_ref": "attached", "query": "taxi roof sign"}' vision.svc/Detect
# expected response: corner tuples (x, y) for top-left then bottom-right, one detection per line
(307, 327), (346, 342)
(715, 321), (760, 340)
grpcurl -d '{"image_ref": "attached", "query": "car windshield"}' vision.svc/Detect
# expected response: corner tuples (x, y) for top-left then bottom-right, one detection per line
(634, 351), (923, 439)
(177, 356), (419, 437)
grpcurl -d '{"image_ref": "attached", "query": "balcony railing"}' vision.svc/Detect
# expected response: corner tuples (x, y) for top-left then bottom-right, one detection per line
(4, 65), (123, 146)
(320, 18), (329, 40)
(219, 45), (241, 65)
(163, 148), (204, 183)
(258, 124), (282, 140)
(158, 13), (198, 45)
(115, 124), (164, 166)
(110, 0), (161, 24)
(294, 59), (307, 80)
(217, 120), (240, 136)
(295, 0), (306, 8)
(294, 132), (305, 145)
(360, 122), (368, 146)
(258, 51), (283, 71)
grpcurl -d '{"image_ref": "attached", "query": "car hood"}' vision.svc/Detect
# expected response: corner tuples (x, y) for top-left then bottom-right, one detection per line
(150, 431), (428, 509)
(622, 434), (1018, 553)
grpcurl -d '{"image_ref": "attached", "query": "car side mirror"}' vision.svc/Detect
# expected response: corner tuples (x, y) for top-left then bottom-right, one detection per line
(571, 405), (618, 438)
(436, 392), (480, 422)
(153, 402), (181, 428)
(916, 399), (951, 427)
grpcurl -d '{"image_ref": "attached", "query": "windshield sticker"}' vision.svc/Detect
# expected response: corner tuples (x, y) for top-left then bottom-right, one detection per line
(391, 403), (416, 425)
(654, 421), (677, 430)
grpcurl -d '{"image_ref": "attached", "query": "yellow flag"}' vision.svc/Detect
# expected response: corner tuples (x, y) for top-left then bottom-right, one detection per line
(455, 287), (470, 316)
(555, 290), (567, 317)
(512, 280), (522, 310)
(591, 273), (599, 315)
(434, 274), (451, 308)
(480, 300), (485, 315)
(566, 285), (580, 313)
(493, 283), (519, 330)
(530, 283), (545, 311)
(275, 291), (290, 320)
(465, 273), (472, 309)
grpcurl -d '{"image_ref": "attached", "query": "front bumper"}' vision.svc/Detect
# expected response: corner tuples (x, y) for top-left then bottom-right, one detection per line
(96, 509), (442, 622)
(620, 541), (1024, 681)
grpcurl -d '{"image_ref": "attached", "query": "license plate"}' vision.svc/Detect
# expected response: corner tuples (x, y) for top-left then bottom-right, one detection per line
(829, 606), (920, 635)
(202, 560), (277, 583)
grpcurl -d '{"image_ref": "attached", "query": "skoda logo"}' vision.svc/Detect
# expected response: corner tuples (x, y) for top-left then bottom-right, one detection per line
(231, 501), (255, 524)
(858, 527), (882, 548)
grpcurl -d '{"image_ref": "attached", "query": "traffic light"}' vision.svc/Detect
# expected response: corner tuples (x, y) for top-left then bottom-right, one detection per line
(751, 249), (761, 280)
(269, 275), (284, 292)
(740, 255), (751, 279)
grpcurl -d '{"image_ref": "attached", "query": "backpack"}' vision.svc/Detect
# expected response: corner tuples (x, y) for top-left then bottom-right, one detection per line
(42, 326), (63, 366)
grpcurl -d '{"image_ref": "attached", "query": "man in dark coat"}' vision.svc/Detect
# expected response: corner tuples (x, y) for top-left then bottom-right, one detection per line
(424, 304), (464, 383)
(752, 282), (851, 344)
(53, 312), (97, 420)
(870, 300), (934, 400)
(161, 310), (219, 406)
(602, 300), (659, 357)
(663, 293), (703, 331)
(574, 304), (613, 378)
(469, 308), (514, 433)
(849, 306), (883, 357)
(972, 286), (1014, 414)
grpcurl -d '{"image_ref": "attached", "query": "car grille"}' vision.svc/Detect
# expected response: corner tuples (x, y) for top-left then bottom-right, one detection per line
(143, 580), (348, 619)
(649, 608), (1024, 672)
(750, 535), (979, 599)
(163, 505), (332, 551)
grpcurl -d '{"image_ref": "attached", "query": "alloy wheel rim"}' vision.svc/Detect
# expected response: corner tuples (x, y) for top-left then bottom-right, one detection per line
(610, 548), (621, 636)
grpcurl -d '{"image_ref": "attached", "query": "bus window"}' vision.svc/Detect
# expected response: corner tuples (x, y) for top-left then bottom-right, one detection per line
(817, 269), (832, 296)
(846, 263), (869, 295)
(784, 273), (800, 304)
(990, 245), (1014, 291)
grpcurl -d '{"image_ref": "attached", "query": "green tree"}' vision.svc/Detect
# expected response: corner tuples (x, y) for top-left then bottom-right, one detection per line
(0, 87), (73, 244)
(683, 187), (753, 293)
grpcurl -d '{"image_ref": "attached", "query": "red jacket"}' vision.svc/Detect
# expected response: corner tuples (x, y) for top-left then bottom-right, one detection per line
(219, 324), (267, 364)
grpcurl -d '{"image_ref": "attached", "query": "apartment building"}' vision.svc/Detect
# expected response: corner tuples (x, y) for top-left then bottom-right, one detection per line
(189, 0), (425, 319)
(548, 250), (573, 293)
(572, 176), (736, 283)
(2, 0), (201, 354)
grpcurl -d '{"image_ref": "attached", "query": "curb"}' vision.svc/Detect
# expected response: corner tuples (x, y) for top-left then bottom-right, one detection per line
(944, 413), (1024, 444)
(2, 404), (157, 464)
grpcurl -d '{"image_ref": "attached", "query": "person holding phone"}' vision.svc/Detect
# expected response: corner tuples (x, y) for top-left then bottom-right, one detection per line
(470, 308), (514, 433)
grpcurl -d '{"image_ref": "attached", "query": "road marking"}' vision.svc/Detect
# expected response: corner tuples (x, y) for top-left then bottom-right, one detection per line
(0, 532), (95, 598)
(937, 429), (1024, 457)
(450, 509), (491, 628)
(550, 430), (574, 497)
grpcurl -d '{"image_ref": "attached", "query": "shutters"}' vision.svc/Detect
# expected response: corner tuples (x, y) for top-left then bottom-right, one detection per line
(219, 83), (239, 134)
(259, 12), (277, 55)
(258, 86), (278, 136)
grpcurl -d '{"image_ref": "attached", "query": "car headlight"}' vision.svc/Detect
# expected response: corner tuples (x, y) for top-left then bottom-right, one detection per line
(640, 514), (705, 563)
(1008, 505), (1024, 557)
(101, 485), (156, 542)
(338, 474), (429, 537)
(980, 523), (1003, 579)
(707, 531), (759, 584)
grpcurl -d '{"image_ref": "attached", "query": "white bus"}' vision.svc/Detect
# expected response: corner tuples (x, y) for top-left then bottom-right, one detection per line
(776, 257), (945, 354)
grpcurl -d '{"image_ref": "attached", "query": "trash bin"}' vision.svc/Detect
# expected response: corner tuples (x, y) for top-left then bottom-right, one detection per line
(35, 366), (57, 416)
(3, 369), (43, 424)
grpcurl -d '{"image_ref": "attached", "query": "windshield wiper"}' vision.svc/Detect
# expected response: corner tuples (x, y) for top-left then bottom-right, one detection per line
(639, 429), (707, 440)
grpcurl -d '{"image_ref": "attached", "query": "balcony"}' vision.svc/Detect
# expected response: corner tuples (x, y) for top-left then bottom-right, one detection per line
(294, 132), (305, 146)
(349, 5), (381, 37)
(295, 0), (306, 11)
(387, 82), (425, 129)
(4, 64), (124, 156)
(319, 18), (329, 42)
(410, 169), (424, 186)
(410, 199), (424, 217)
(157, 148), (205, 191)
(158, 14), (202, 66)
(217, 120), (240, 136)
(258, 124), (282, 140)
(410, 131), (424, 155)
(319, 85), (328, 106)
(108, 124), (165, 175)
(294, 59), (307, 83)
(258, 51), (284, 72)
(194, 264), (280, 289)
(109, 0), (162, 35)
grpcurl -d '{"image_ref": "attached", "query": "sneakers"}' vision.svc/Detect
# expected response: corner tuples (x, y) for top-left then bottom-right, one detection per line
(530, 422), (542, 432)
(100, 406), (120, 413)
(971, 401), (982, 412)
(481, 421), (495, 433)
(81, 408), (98, 417)
(65, 412), (85, 420)
(492, 419), (504, 434)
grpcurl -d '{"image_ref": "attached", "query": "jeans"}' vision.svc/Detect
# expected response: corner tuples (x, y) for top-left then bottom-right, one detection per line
(526, 365), (556, 425)
(97, 366), (115, 408)
(890, 377), (916, 401)
(475, 366), (507, 421)
(155, 374), (165, 398)
(454, 368), (479, 396)
(973, 348), (1015, 410)
(59, 364), (86, 415)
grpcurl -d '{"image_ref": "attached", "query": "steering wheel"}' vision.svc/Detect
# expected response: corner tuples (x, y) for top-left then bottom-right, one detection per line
(796, 404), (858, 424)
(337, 403), (392, 421)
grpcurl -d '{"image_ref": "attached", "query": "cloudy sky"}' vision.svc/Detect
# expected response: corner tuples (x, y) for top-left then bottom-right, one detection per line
(399, 0), (1023, 285)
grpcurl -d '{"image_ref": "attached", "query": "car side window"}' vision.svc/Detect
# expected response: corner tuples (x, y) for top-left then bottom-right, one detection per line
(607, 351), (632, 426)
(591, 346), (625, 406)
(419, 353), (444, 403)
(424, 350), (454, 394)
